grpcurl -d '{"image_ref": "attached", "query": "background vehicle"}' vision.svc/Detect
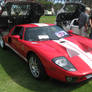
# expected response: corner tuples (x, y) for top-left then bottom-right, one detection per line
(44, 10), (53, 16)
(0, 0), (44, 31)
(56, 2), (85, 34)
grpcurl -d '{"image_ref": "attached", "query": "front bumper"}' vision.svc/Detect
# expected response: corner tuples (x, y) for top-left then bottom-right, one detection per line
(65, 73), (92, 83)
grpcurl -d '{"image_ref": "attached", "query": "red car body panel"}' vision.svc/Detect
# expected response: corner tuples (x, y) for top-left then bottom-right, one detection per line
(3, 23), (92, 83)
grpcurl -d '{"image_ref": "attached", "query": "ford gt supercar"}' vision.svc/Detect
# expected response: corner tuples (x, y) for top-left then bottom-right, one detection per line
(1, 23), (92, 83)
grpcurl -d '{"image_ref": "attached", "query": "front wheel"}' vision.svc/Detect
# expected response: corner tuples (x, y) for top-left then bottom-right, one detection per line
(28, 54), (47, 80)
(0, 34), (5, 49)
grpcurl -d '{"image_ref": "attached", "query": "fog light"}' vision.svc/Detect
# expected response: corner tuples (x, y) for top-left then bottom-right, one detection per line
(66, 77), (78, 82)
(66, 77), (73, 82)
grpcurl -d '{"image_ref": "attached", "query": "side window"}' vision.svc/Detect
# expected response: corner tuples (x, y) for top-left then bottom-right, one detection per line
(64, 5), (77, 13)
(12, 27), (24, 39)
(1, 8), (8, 16)
(73, 20), (79, 26)
(24, 29), (30, 41)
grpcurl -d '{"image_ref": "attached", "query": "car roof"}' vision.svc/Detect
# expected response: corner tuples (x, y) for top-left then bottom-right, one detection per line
(5, 1), (36, 4)
(5, 1), (43, 7)
(17, 23), (55, 28)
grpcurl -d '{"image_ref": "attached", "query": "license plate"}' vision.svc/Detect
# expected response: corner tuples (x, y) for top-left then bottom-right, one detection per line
(86, 74), (92, 79)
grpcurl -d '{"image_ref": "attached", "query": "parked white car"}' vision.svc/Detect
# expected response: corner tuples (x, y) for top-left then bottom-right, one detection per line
(56, 2), (86, 35)
(44, 10), (53, 16)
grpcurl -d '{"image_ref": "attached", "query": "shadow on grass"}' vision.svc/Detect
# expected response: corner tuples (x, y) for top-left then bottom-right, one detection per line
(0, 48), (89, 92)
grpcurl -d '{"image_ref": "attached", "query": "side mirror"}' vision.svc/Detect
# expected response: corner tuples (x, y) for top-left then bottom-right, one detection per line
(13, 35), (20, 39)
(68, 30), (73, 34)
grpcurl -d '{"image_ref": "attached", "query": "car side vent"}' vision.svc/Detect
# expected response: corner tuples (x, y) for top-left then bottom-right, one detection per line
(60, 41), (66, 43)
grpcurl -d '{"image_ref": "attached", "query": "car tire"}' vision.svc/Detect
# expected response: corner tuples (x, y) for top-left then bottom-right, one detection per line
(28, 53), (47, 80)
(0, 34), (6, 49)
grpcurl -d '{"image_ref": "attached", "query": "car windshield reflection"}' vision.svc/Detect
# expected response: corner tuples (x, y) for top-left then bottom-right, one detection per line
(24, 25), (70, 41)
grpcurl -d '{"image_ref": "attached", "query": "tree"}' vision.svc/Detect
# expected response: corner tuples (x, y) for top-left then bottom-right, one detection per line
(82, 0), (92, 8)
(53, 3), (63, 14)
(36, 0), (53, 10)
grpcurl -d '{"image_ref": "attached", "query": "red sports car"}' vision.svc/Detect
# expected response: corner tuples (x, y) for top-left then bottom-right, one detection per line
(1, 23), (92, 83)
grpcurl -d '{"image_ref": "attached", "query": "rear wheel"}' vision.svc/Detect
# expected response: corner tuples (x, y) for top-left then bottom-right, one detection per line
(28, 53), (46, 80)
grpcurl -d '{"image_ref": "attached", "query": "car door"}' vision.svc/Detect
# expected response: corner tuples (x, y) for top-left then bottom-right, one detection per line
(11, 26), (26, 54)
(70, 18), (80, 35)
(8, 26), (24, 51)
(56, 2), (85, 26)
(0, 7), (9, 28)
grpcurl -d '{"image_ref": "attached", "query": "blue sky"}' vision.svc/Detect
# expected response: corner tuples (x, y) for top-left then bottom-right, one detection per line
(54, 0), (65, 4)
(54, 0), (82, 3)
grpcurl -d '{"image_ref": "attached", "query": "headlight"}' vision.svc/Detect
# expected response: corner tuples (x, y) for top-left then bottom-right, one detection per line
(52, 57), (76, 71)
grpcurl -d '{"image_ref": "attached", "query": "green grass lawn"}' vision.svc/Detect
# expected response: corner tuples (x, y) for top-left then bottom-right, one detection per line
(0, 16), (92, 92)
(40, 16), (56, 23)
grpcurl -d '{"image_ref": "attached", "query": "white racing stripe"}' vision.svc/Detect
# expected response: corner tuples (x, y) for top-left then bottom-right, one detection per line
(34, 23), (49, 27)
(54, 39), (92, 69)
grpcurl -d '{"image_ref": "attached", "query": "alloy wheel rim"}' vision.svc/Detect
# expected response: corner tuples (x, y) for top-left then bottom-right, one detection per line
(29, 57), (40, 78)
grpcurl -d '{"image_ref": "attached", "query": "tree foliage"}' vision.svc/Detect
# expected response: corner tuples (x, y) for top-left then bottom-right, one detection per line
(36, 0), (53, 10)
(82, 0), (92, 8)
(53, 3), (63, 14)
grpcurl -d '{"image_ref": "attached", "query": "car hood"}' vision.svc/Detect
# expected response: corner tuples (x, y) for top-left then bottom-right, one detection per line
(36, 36), (92, 73)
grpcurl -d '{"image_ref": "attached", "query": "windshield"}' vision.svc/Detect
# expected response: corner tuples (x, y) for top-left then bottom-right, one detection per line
(24, 25), (70, 41)
(64, 4), (77, 13)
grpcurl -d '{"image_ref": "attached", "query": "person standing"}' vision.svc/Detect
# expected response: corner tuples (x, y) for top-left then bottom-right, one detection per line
(79, 7), (91, 37)
(89, 12), (92, 39)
